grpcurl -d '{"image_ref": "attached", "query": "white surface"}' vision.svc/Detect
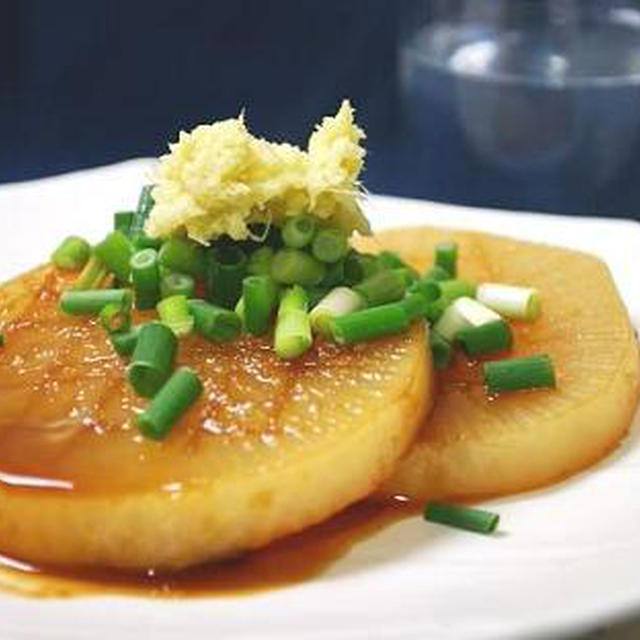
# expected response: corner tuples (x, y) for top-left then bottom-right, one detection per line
(1, 160), (640, 640)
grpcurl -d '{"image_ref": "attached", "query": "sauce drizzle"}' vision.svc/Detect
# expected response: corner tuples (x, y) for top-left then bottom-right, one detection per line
(0, 499), (417, 598)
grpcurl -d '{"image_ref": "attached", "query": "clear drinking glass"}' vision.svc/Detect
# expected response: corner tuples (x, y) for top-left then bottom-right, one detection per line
(399, 0), (640, 216)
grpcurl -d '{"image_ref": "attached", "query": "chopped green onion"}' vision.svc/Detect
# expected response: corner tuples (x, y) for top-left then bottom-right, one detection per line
(321, 260), (346, 288)
(72, 253), (108, 290)
(457, 320), (512, 356)
(205, 245), (247, 309)
(434, 297), (501, 342)
(130, 185), (155, 241)
(271, 248), (326, 287)
(311, 228), (349, 263)
(243, 275), (279, 336)
(132, 234), (163, 251)
(423, 265), (450, 282)
(234, 296), (245, 326)
(157, 295), (194, 337)
(437, 279), (476, 302)
(429, 331), (453, 369)
(137, 367), (202, 440)
(0, 332), (5, 348)
(426, 279), (477, 322)
(376, 251), (405, 270)
(401, 292), (428, 320)
(434, 242), (458, 277)
(433, 303), (473, 342)
(131, 248), (161, 310)
(282, 214), (317, 249)
(306, 286), (331, 308)
(133, 185), (154, 224)
(394, 267), (419, 287)
(188, 299), (242, 342)
(483, 354), (556, 393)
(128, 322), (177, 397)
(94, 231), (135, 282)
(160, 272), (195, 299)
(309, 286), (365, 336)
(159, 237), (206, 278)
(99, 302), (132, 334)
(353, 269), (407, 307)
(330, 303), (409, 345)
(51, 236), (91, 271)
(114, 211), (135, 234)
(247, 246), (275, 276)
(59, 289), (132, 316)
(110, 325), (143, 356)
(275, 286), (312, 359)
(476, 283), (541, 321)
(278, 285), (308, 315)
(377, 252), (419, 282)
(408, 277), (441, 302)
(424, 501), (499, 534)
(343, 251), (380, 285)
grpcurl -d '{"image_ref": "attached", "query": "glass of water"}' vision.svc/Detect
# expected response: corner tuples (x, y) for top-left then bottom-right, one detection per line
(399, 0), (640, 216)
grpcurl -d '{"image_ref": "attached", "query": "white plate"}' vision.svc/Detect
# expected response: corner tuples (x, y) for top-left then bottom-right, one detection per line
(0, 160), (639, 640)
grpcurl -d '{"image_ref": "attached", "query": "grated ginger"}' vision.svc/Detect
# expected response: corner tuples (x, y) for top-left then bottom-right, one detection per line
(146, 100), (369, 244)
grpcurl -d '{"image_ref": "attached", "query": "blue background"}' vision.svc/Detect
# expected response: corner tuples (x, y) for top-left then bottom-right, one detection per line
(0, 1), (399, 182)
(1, 0), (639, 219)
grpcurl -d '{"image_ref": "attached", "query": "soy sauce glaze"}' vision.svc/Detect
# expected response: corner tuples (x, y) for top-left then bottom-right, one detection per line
(0, 267), (422, 596)
(0, 499), (417, 597)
